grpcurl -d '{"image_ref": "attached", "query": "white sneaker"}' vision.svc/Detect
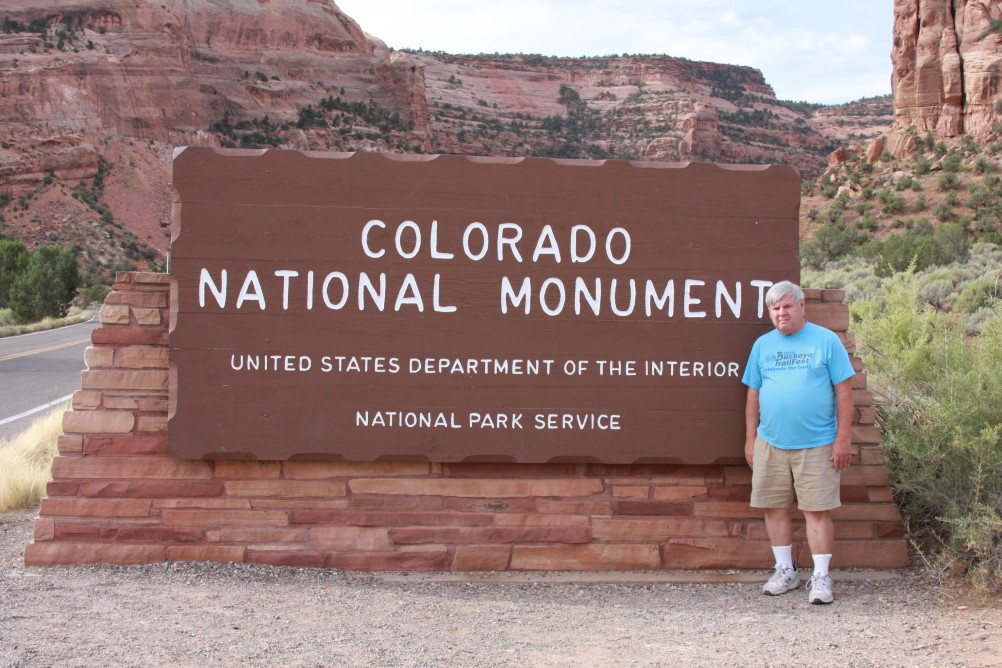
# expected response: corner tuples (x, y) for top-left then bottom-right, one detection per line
(808, 573), (834, 604)
(762, 564), (801, 596)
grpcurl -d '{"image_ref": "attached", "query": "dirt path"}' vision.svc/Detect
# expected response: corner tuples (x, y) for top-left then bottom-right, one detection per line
(2, 509), (1000, 667)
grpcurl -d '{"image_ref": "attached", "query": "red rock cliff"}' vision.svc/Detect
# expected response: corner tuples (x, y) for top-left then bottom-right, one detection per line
(890, 0), (1002, 153)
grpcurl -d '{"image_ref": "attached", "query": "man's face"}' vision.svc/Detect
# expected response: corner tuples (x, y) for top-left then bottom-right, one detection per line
(770, 294), (807, 336)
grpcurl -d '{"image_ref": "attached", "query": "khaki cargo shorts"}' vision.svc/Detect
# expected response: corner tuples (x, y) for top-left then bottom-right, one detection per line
(750, 435), (841, 511)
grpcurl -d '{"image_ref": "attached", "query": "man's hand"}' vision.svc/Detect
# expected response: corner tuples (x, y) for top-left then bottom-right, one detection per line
(832, 434), (852, 471)
(744, 438), (755, 468)
(744, 388), (760, 468)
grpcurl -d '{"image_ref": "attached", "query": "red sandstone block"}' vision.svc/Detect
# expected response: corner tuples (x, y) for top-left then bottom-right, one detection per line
(103, 396), (139, 410)
(91, 329), (168, 347)
(821, 289), (846, 302)
(664, 537), (771, 569)
(511, 544), (660, 570)
(46, 480), (79, 496)
(83, 435), (169, 456)
(137, 416), (168, 433)
(868, 488), (895, 503)
(72, 390), (102, 410)
(225, 479), (347, 498)
(853, 389), (874, 406)
(119, 346), (168, 369)
(743, 522), (876, 541)
(349, 478), (604, 498)
(34, 518), (55, 541)
(246, 550), (327, 568)
(312, 511), (495, 528)
(57, 435), (83, 455)
(831, 504), (903, 522)
(105, 291), (168, 308)
(876, 522), (906, 538)
(860, 446), (886, 466)
(818, 539), (909, 568)
(352, 496), (446, 512)
(444, 462), (584, 478)
(852, 425), (883, 445)
(40, 497), (151, 518)
(54, 524), (205, 543)
(161, 509), (288, 527)
(63, 410), (135, 435)
(154, 498), (250, 510)
(838, 486), (871, 503)
(614, 500), (694, 516)
(84, 346), (115, 369)
(856, 406), (877, 425)
(807, 303), (849, 331)
(100, 304), (131, 325)
(82, 369), (168, 391)
(167, 545), (245, 563)
(325, 550), (452, 571)
(494, 514), (590, 528)
(52, 457), (213, 480)
(611, 485), (649, 499)
(24, 541), (165, 566)
(723, 467), (752, 485)
(452, 545), (512, 570)
(841, 466), (889, 486)
(694, 501), (764, 519)
(213, 527), (310, 543)
(444, 497), (536, 513)
(79, 480), (225, 498)
(132, 308), (162, 326)
(139, 398), (169, 413)
(390, 526), (591, 545)
(132, 271), (171, 285)
(535, 499), (613, 515)
(252, 498), (350, 511)
(214, 460), (282, 479)
(283, 461), (431, 479)
(311, 526), (392, 551)
(706, 486), (751, 501)
(592, 517), (730, 542)
(652, 486), (708, 501)
(852, 373), (868, 390)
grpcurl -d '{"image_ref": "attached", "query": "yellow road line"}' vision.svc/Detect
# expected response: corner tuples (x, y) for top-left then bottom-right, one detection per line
(0, 338), (90, 363)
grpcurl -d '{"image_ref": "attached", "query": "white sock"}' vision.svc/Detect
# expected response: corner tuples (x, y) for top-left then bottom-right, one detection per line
(813, 554), (832, 578)
(772, 545), (794, 569)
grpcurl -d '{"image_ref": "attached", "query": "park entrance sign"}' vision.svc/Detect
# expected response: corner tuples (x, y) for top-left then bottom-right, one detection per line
(169, 149), (800, 463)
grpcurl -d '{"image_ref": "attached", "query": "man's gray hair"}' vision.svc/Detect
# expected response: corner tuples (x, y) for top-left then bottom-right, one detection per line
(765, 280), (804, 308)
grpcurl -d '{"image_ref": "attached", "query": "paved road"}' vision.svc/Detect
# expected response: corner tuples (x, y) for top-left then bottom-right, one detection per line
(0, 320), (99, 442)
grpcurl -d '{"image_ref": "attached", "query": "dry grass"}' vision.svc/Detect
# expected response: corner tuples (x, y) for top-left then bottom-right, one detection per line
(0, 404), (66, 513)
(0, 307), (93, 339)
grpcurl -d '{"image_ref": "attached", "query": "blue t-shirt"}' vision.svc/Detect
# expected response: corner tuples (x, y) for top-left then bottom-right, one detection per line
(741, 321), (855, 449)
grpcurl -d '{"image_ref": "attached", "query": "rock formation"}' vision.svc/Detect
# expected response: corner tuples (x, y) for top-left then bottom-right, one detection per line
(890, 0), (1002, 154)
(0, 0), (894, 284)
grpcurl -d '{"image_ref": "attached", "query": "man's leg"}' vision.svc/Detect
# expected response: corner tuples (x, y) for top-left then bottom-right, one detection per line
(803, 510), (835, 604)
(761, 507), (800, 595)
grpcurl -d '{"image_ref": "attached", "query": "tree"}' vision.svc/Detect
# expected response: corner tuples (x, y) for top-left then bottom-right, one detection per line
(0, 239), (29, 308)
(8, 245), (81, 323)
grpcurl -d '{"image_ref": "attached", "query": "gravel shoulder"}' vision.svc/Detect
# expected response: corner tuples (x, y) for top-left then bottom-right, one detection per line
(2, 509), (1000, 667)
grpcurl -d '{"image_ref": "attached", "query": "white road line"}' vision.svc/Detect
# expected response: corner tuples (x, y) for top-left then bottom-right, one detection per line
(0, 394), (74, 427)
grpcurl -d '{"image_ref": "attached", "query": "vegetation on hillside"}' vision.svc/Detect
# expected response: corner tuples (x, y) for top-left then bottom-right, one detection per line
(802, 136), (1001, 592)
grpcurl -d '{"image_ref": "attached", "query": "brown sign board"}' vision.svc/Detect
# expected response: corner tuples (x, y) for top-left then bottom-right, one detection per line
(168, 148), (800, 463)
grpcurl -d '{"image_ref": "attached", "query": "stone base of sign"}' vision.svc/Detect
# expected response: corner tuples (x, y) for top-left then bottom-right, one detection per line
(24, 272), (909, 571)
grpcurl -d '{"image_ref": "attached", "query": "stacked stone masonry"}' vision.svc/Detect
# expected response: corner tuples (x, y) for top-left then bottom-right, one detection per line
(25, 273), (909, 571)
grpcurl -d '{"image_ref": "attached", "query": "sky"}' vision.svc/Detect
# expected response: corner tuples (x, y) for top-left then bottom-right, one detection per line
(336, 0), (894, 105)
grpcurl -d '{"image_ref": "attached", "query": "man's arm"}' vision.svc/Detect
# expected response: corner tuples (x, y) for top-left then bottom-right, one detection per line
(744, 388), (759, 468)
(832, 379), (854, 471)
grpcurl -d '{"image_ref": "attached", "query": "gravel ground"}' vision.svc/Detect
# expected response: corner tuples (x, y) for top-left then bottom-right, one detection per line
(2, 509), (1000, 667)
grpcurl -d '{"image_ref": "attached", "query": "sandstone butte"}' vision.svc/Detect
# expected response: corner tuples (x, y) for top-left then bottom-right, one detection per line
(887, 0), (1002, 156)
(0, 0), (996, 270)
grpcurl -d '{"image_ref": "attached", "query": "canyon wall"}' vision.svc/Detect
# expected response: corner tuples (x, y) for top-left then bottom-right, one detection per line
(889, 0), (1001, 154)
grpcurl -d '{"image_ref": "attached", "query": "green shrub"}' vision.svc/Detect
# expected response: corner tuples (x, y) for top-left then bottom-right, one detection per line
(8, 245), (80, 323)
(851, 274), (1002, 592)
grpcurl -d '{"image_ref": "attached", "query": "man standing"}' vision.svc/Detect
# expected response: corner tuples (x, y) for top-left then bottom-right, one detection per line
(742, 281), (855, 604)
